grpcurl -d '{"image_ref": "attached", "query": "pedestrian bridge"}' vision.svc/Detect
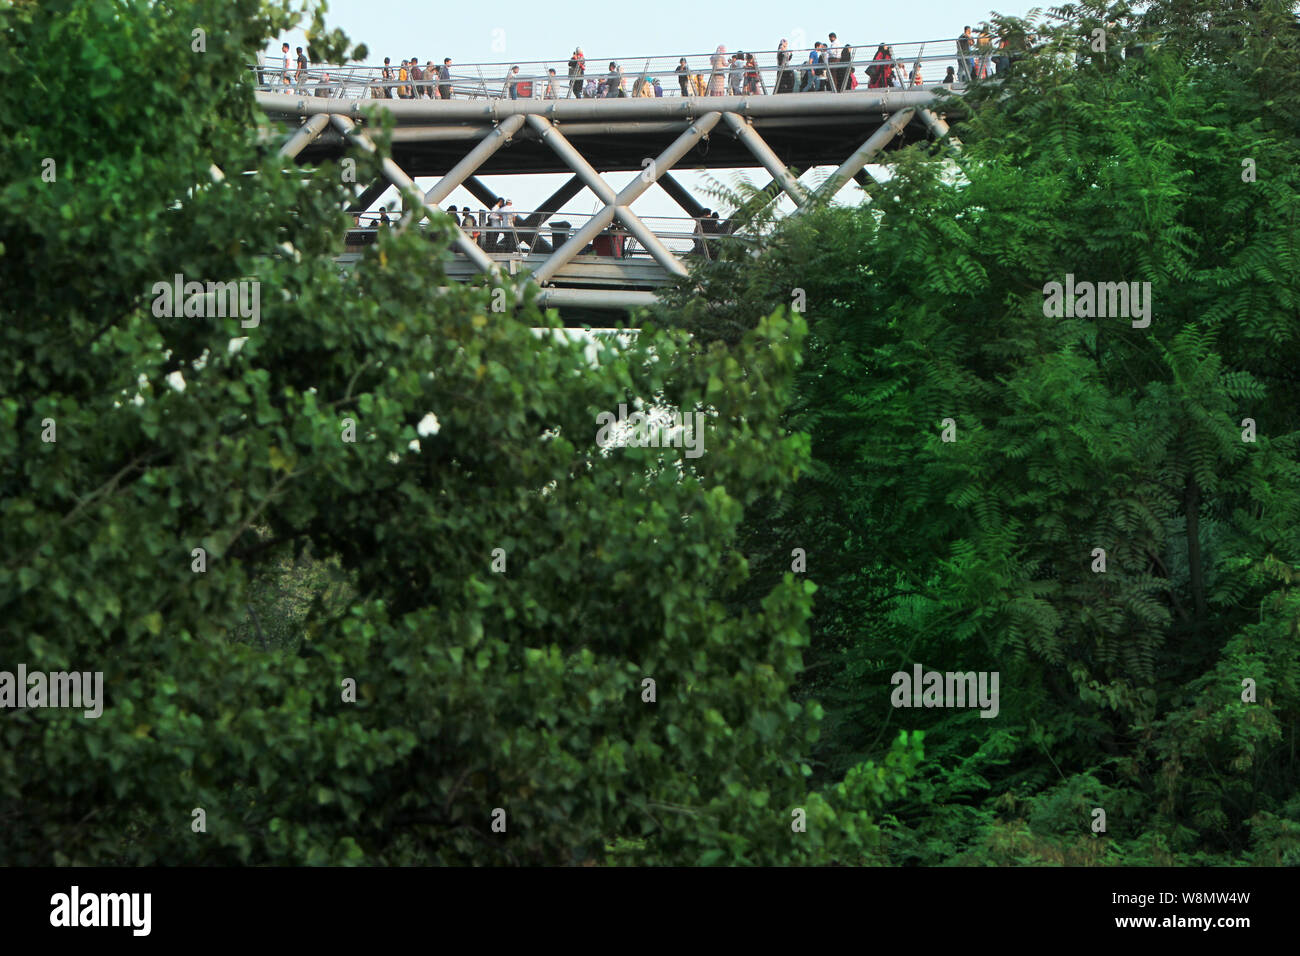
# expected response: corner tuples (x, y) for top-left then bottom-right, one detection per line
(259, 42), (970, 311)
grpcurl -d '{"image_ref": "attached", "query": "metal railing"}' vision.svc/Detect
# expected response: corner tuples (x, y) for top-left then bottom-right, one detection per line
(344, 209), (744, 261)
(252, 38), (1012, 102)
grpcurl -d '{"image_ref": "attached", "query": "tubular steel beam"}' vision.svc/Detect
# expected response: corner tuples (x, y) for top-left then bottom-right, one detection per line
(514, 175), (586, 250)
(298, 113), (936, 149)
(528, 111), (721, 285)
(258, 89), (951, 123)
(528, 287), (659, 311)
(918, 108), (962, 150)
(721, 112), (808, 207)
(328, 114), (499, 276)
(347, 179), (390, 213)
(462, 176), (500, 209)
(656, 172), (707, 220)
(524, 115), (690, 281)
(279, 113), (331, 159)
(516, 175), (585, 230)
(813, 108), (916, 202)
(421, 114), (527, 207)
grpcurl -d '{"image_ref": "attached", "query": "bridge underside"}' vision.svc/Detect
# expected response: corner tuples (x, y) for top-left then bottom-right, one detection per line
(265, 89), (954, 176)
(263, 90), (961, 311)
(294, 114), (936, 176)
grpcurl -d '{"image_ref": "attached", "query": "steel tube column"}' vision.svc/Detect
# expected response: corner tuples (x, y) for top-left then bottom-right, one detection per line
(530, 111), (721, 285)
(721, 112), (808, 206)
(328, 115), (499, 276)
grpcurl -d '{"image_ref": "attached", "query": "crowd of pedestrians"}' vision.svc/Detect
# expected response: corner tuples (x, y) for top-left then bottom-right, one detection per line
(267, 23), (1035, 100)
(348, 202), (740, 261)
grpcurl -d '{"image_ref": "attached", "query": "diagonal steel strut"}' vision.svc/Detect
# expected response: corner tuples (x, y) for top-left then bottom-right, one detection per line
(421, 114), (527, 208)
(329, 114), (499, 276)
(721, 112), (809, 207)
(279, 113), (331, 159)
(813, 108), (916, 203)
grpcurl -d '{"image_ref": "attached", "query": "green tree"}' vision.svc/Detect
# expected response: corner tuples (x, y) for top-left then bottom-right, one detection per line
(656, 0), (1300, 864)
(0, 0), (919, 864)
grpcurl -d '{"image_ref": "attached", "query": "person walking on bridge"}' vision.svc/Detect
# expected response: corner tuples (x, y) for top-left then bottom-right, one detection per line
(568, 48), (586, 97)
(867, 43), (888, 88)
(832, 44), (852, 91)
(605, 62), (624, 97)
(743, 53), (761, 95)
(676, 58), (691, 96)
(708, 46), (727, 96)
(775, 40), (794, 93)
(956, 26), (975, 82)
(728, 52), (744, 95)
(439, 58), (453, 98)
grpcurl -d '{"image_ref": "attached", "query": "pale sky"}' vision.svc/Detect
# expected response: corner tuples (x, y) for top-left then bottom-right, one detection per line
(269, 1), (1041, 222)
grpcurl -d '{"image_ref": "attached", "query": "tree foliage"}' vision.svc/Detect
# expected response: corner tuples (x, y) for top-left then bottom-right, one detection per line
(0, 0), (919, 864)
(655, 0), (1300, 864)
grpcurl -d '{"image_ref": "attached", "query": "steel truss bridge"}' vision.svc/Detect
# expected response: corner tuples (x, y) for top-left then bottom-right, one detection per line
(258, 44), (967, 312)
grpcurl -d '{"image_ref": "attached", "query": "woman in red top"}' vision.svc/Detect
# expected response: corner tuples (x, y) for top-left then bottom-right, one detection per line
(743, 53), (761, 94)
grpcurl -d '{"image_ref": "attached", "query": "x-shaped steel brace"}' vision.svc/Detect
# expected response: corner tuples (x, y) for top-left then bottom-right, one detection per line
(527, 111), (722, 285)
